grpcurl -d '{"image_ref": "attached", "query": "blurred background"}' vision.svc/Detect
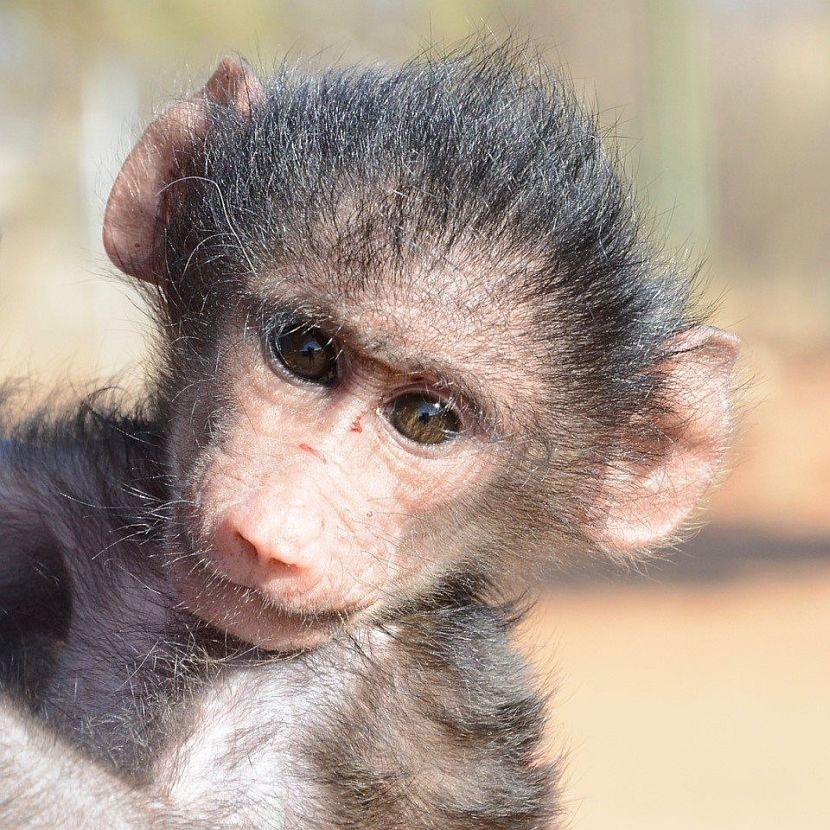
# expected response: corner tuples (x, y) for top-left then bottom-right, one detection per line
(0, 1), (827, 827)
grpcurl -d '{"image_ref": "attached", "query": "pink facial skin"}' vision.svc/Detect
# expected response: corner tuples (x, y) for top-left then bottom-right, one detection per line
(169, 330), (494, 651)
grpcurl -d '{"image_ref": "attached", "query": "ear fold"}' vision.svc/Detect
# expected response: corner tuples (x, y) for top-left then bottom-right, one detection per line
(594, 326), (740, 554)
(103, 56), (264, 282)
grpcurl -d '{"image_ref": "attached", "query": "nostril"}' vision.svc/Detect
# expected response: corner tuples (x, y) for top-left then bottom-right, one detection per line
(261, 557), (303, 578)
(233, 529), (306, 575)
(233, 530), (259, 561)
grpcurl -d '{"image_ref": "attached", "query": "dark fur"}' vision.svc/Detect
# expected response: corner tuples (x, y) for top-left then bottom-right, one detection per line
(1, 404), (559, 827)
(0, 43), (704, 827)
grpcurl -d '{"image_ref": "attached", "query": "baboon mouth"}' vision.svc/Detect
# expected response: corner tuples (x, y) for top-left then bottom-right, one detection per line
(170, 555), (373, 650)
(229, 580), (373, 625)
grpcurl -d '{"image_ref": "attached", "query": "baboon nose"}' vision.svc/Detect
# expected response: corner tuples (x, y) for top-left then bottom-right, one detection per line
(215, 509), (327, 591)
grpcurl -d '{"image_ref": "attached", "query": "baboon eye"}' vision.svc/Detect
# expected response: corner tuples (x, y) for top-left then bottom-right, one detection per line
(268, 319), (338, 386)
(386, 392), (462, 446)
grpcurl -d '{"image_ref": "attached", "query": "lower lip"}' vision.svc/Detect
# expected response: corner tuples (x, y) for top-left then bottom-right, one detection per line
(169, 559), (365, 651)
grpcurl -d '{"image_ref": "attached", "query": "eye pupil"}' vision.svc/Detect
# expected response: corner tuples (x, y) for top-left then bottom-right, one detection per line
(388, 392), (461, 446)
(300, 339), (321, 361)
(269, 319), (338, 385)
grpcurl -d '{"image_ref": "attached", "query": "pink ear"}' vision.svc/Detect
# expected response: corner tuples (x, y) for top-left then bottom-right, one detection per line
(595, 326), (740, 554)
(103, 56), (264, 282)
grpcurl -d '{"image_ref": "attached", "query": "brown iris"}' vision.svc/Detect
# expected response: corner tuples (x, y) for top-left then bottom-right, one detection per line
(269, 320), (338, 385)
(387, 392), (461, 446)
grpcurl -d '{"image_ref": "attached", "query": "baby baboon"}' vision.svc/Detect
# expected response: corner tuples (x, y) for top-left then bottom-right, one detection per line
(0, 46), (737, 829)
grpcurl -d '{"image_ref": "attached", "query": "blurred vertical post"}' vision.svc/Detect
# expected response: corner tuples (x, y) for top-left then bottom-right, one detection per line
(639, 0), (713, 247)
(81, 55), (141, 371)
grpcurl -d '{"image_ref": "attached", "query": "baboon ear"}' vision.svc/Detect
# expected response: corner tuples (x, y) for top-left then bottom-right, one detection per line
(103, 56), (263, 282)
(593, 326), (740, 554)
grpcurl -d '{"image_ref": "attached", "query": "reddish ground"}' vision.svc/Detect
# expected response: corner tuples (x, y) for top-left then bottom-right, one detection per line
(522, 562), (830, 830)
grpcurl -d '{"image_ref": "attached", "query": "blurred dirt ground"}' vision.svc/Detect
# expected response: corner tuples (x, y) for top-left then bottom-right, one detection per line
(522, 554), (830, 830)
